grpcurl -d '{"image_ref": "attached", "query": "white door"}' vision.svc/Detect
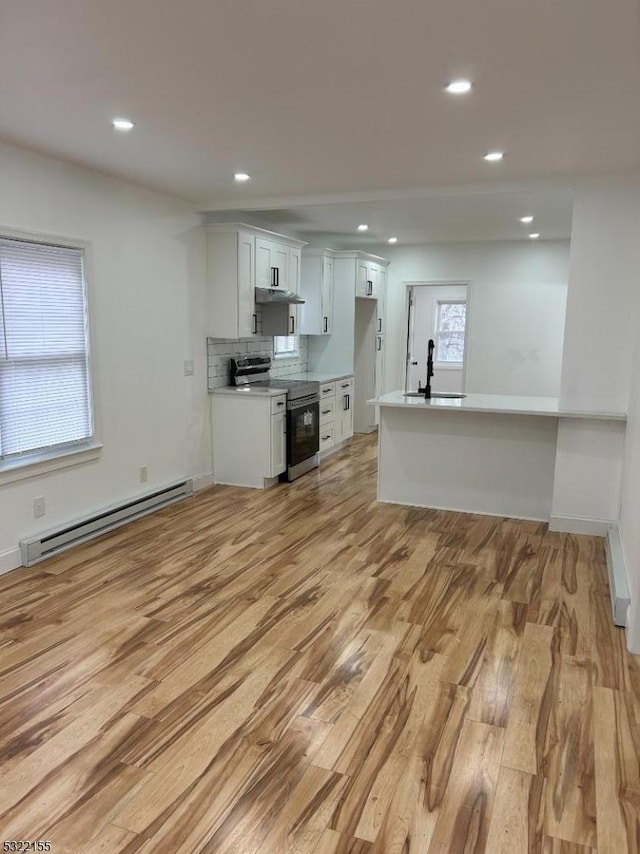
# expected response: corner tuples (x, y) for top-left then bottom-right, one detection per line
(407, 284), (468, 393)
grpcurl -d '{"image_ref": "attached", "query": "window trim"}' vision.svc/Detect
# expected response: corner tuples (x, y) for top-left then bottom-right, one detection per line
(433, 299), (467, 367)
(0, 225), (101, 482)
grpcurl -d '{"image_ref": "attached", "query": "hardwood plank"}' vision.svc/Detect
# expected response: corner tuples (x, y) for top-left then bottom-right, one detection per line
(485, 766), (545, 853)
(542, 656), (596, 848)
(593, 685), (640, 854)
(426, 719), (504, 853)
(502, 622), (557, 775)
(0, 434), (633, 850)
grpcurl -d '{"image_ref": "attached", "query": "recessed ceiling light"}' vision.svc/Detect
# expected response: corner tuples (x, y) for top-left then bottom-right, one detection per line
(529, 232), (540, 239)
(520, 215), (534, 224)
(484, 151), (504, 162)
(445, 79), (473, 94)
(388, 237), (398, 244)
(234, 172), (251, 182)
(112, 118), (135, 131)
(357, 224), (369, 232)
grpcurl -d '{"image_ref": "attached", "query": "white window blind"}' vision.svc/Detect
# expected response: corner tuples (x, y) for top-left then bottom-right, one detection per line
(274, 335), (298, 357)
(0, 237), (93, 461)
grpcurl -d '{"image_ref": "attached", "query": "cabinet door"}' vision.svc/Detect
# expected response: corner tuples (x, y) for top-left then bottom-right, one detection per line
(337, 389), (354, 442)
(255, 238), (272, 288)
(373, 336), (385, 426)
(356, 261), (368, 297)
(288, 247), (301, 335)
(237, 231), (257, 338)
(376, 267), (386, 334)
(289, 247), (301, 293)
(270, 411), (286, 477)
(272, 243), (289, 289)
(368, 264), (379, 299)
(321, 255), (334, 334)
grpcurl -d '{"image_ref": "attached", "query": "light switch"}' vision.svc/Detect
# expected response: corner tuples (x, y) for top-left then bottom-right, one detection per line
(184, 360), (195, 376)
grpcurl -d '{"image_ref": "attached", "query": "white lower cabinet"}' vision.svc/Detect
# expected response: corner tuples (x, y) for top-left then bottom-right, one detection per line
(212, 392), (287, 488)
(336, 377), (354, 443)
(270, 410), (287, 478)
(318, 376), (353, 453)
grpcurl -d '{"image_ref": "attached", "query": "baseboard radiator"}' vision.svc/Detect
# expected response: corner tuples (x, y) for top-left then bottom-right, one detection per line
(20, 480), (193, 566)
(604, 525), (630, 627)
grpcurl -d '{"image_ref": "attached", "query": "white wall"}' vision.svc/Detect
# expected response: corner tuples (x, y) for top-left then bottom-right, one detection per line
(560, 186), (640, 412)
(551, 185), (640, 535)
(381, 241), (570, 398)
(622, 333), (640, 650)
(0, 142), (211, 570)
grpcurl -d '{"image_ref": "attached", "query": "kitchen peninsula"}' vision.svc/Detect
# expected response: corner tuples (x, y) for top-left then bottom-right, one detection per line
(368, 391), (627, 524)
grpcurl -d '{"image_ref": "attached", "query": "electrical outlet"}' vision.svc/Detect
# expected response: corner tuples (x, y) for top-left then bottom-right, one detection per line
(139, 466), (148, 483)
(33, 496), (46, 518)
(184, 360), (195, 377)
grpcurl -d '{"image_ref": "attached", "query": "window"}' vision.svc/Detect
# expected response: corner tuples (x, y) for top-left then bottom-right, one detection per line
(273, 335), (299, 358)
(0, 236), (94, 466)
(434, 300), (467, 364)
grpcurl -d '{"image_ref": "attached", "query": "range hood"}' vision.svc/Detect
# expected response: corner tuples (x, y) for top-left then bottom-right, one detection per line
(255, 287), (305, 305)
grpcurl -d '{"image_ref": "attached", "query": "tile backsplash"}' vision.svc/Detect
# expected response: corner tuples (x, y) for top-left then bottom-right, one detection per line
(207, 336), (309, 391)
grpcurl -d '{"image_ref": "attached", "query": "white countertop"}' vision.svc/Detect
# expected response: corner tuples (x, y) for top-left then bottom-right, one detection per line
(211, 386), (286, 398)
(368, 390), (627, 421)
(286, 371), (353, 384)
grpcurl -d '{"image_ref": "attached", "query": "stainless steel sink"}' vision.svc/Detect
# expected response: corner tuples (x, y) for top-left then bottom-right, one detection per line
(403, 392), (466, 399)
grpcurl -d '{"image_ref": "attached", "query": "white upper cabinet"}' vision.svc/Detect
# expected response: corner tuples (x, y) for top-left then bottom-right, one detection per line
(288, 246), (301, 335)
(206, 224), (306, 339)
(256, 236), (290, 289)
(299, 249), (335, 335)
(206, 227), (257, 339)
(376, 266), (387, 334)
(356, 259), (380, 298)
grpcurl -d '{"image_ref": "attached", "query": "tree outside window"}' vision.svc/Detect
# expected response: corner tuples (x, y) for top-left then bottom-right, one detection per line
(435, 301), (466, 364)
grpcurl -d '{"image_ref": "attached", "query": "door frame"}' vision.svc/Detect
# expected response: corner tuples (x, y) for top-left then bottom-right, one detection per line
(403, 280), (472, 391)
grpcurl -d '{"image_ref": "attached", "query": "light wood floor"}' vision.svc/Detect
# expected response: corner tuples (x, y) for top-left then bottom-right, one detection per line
(1, 434), (639, 853)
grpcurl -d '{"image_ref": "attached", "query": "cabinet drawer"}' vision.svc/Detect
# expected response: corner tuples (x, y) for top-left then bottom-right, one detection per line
(270, 394), (287, 414)
(320, 382), (336, 399)
(320, 425), (335, 451)
(337, 377), (354, 393)
(320, 399), (335, 424)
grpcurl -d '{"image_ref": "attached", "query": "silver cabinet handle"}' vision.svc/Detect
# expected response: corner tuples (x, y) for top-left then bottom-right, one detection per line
(289, 315), (295, 334)
(323, 316), (328, 333)
(253, 314), (258, 334)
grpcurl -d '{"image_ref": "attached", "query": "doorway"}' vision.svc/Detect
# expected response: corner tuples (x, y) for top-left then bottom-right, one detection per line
(406, 283), (469, 392)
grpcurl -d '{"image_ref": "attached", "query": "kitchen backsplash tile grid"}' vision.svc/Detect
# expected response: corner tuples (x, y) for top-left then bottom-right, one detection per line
(207, 310), (309, 390)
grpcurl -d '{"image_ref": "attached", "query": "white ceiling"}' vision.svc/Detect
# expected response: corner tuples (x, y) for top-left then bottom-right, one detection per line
(215, 188), (574, 247)
(1, 0), (639, 208)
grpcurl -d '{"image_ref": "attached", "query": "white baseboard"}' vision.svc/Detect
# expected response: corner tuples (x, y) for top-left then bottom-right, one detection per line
(0, 547), (21, 576)
(605, 525), (630, 627)
(189, 471), (214, 492)
(548, 515), (612, 536)
(377, 496), (546, 523)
